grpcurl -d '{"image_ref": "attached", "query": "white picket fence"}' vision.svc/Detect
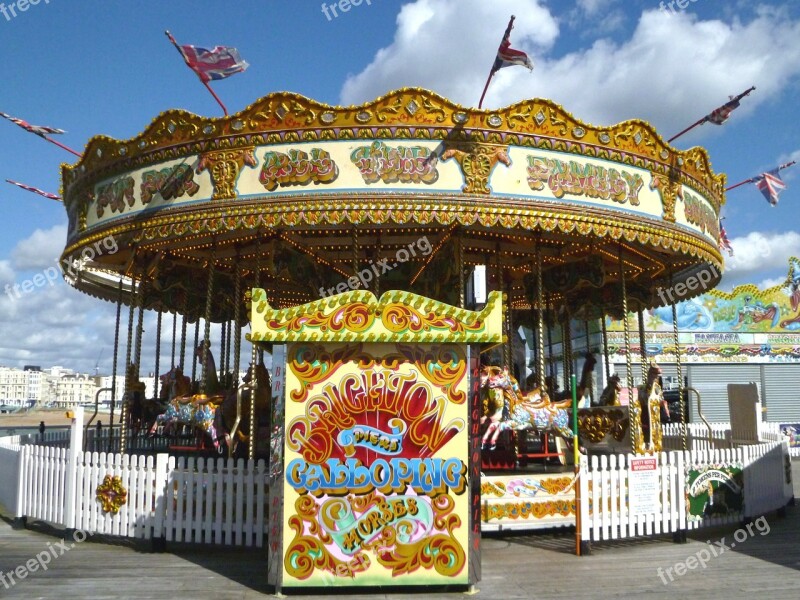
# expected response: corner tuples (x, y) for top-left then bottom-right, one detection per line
(663, 421), (796, 454)
(2, 409), (268, 547)
(0, 437), (24, 516)
(579, 439), (793, 544)
(11, 445), (268, 546)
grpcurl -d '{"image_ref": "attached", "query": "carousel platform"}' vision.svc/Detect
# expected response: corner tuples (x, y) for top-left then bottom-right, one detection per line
(1, 460), (798, 600)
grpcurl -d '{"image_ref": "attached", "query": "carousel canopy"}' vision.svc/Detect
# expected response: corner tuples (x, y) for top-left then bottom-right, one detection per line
(60, 88), (725, 321)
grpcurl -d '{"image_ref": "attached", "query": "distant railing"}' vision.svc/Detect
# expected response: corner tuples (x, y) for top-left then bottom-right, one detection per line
(663, 421), (797, 455)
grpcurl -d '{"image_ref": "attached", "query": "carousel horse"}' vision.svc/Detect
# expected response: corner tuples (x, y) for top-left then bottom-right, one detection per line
(480, 365), (574, 446)
(638, 361), (669, 439)
(550, 353), (597, 404)
(195, 341), (223, 396)
(122, 363), (147, 433)
(597, 373), (622, 406)
(479, 366), (517, 450)
(214, 359), (271, 456)
(149, 365), (193, 436)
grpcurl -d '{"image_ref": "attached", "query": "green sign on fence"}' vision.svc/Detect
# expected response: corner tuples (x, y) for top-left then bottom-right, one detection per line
(685, 464), (744, 520)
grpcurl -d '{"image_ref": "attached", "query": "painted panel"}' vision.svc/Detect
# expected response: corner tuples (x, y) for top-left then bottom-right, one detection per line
(279, 341), (471, 587)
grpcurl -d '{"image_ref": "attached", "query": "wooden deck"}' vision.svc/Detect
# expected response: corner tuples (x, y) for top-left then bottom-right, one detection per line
(1, 462), (799, 599)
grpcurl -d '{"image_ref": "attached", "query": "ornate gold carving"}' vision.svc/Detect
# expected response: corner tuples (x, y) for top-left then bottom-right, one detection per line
(649, 395), (664, 453)
(196, 148), (257, 200)
(577, 408), (627, 443)
(649, 172), (682, 222)
(96, 475), (127, 514)
(250, 288), (503, 344)
(481, 500), (575, 521)
(63, 89), (725, 214)
(441, 143), (511, 194)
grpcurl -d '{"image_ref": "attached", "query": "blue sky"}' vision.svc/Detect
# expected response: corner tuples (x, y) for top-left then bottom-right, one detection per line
(1, 0), (799, 374)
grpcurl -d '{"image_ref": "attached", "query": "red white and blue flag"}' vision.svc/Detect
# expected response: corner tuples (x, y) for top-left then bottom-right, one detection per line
(706, 97), (741, 125)
(752, 167), (788, 206)
(492, 20), (533, 74)
(177, 44), (249, 82)
(718, 219), (733, 256)
(0, 112), (66, 137)
(704, 86), (756, 126)
(5, 179), (62, 201)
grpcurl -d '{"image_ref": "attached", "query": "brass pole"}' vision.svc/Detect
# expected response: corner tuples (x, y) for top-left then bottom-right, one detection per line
(233, 262), (242, 385)
(536, 245), (546, 393)
(457, 231), (465, 309)
(191, 319), (200, 383)
(109, 279), (123, 452)
(154, 310), (162, 399)
(638, 310), (647, 383)
(671, 274), (687, 451)
(503, 272), (511, 374)
(199, 243), (217, 396)
(352, 227), (359, 287)
(121, 271), (137, 454)
(601, 314), (611, 380)
(179, 296), (188, 371)
(171, 310), (177, 368)
(620, 247), (637, 454)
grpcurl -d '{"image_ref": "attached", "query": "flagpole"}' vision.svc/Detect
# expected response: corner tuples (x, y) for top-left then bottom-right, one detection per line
(165, 30), (229, 116)
(42, 135), (82, 158)
(724, 178), (755, 193)
(667, 116), (706, 144)
(5, 180), (62, 202)
(478, 16), (515, 109)
(668, 86), (756, 144)
(725, 160), (796, 192)
(477, 72), (495, 110)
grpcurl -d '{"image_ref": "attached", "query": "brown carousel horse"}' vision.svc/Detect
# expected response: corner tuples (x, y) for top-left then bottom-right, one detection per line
(213, 358), (271, 457)
(148, 365), (193, 436)
(639, 360), (669, 442)
(597, 373), (622, 406)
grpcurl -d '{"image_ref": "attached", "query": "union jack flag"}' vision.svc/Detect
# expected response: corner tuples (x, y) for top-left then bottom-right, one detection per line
(704, 86), (755, 126)
(491, 19), (533, 74)
(177, 44), (249, 83)
(718, 219), (733, 256)
(0, 112), (66, 137)
(752, 168), (788, 206)
(5, 179), (62, 201)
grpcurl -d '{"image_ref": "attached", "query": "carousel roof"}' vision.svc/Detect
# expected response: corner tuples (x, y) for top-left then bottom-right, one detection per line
(59, 88), (726, 320)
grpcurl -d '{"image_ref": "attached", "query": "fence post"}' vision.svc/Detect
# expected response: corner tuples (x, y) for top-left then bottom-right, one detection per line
(578, 454), (592, 555)
(152, 453), (169, 552)
(672, 450), (687, 543)
(63, 406), (84, 538)
(12, 446), (28, 529)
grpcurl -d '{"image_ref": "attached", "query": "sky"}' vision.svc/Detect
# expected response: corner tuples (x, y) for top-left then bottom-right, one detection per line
(0, 0), (798, 376)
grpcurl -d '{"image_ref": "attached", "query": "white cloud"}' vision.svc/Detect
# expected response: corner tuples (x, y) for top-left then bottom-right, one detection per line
(341, 0), (559, 106)
(571, 0), (626, 34)
(0, 260), (13, 287)
(576, 0), (615, 16)
(718, 230), (800, 289)
(11, 224), (67, 271)
(778, 149), (800, 182)
(341, 2), (800, 137)
(756, 276), (788, 290)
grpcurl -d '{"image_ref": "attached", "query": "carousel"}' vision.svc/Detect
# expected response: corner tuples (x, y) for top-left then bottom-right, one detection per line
(59, 88), (725, 588)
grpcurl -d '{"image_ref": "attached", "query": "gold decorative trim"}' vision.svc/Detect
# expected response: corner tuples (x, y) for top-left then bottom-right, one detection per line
(62, 194), (723, 272)
(248, 289), (504, 344)
(96, 475), (128, 514)
(197, 147), (257, 200)
(61, 88), (726, 212)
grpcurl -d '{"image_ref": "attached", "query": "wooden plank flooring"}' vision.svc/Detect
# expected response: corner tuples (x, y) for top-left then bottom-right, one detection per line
(1, 461), (799, 599)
